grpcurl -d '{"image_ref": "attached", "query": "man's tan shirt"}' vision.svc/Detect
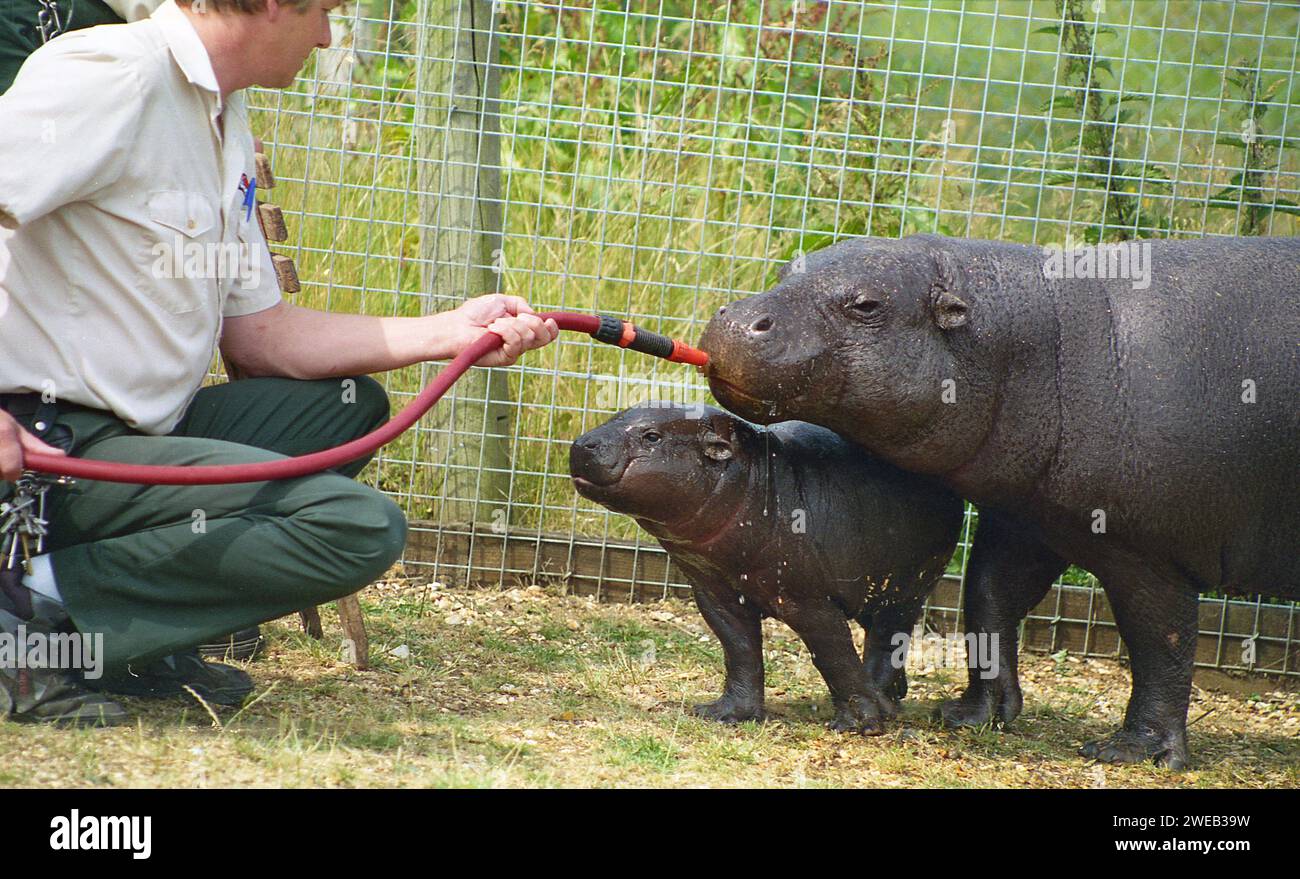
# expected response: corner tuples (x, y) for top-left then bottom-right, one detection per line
(0, 0), (283, 434)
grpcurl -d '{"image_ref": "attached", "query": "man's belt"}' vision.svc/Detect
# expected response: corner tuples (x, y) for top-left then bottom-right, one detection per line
(0, 395), (98, 442)
(0, 393), (74, 441)
(0, 393), (100, 416)
(0, 392), (45, 418)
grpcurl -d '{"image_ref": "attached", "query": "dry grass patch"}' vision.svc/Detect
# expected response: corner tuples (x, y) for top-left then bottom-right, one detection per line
(1, 576), (1296, 788)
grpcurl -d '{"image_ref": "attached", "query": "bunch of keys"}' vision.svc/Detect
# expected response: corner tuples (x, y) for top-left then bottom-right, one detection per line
(1, 472), (73, 575)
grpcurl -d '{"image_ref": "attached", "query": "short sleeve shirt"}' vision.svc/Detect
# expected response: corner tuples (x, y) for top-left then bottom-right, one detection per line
(0, 0), (283, 434)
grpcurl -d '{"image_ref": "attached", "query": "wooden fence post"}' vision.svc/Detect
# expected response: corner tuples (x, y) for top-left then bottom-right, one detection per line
(415, 0), (512, 528)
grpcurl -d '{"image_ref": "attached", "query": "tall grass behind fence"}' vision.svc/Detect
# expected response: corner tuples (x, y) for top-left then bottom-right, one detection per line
(244, 0), (1300, 676)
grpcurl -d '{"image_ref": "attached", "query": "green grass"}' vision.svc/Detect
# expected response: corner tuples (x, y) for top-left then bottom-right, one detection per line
(604, 732), (680, 772)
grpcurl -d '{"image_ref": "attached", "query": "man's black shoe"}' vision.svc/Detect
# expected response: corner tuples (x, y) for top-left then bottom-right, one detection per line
(196, 626), (265, 662)
(87, 651), (254, 706)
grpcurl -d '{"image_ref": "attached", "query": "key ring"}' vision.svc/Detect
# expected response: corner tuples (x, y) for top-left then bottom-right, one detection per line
(1, 472), (73, 573)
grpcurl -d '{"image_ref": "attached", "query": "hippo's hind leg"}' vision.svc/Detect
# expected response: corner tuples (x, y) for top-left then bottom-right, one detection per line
(861, 597), (927, 705)
(784, 598), (898, 736)
(1079, 570), (1196, 770)
(938, 511), (1067, 729)
(688, 576), (766, 724)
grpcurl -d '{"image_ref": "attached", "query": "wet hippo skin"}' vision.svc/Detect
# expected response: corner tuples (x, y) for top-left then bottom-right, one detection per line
(570, 404), (964, 735)
(701, 233), (1300, 768)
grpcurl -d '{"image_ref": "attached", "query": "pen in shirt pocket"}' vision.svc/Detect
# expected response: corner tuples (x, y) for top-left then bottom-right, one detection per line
(239, 173), (257, 223)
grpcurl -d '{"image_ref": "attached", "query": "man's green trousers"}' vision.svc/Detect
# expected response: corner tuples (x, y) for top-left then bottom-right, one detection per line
(1, 376), (407, 672)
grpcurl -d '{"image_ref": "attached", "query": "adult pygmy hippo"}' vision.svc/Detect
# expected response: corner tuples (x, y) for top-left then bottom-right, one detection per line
(701, 233), (1299, 769)
(570, 404), (964, 733)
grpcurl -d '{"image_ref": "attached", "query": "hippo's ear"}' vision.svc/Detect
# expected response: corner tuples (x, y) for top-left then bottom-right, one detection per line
(702, 421), (735, 461)
(703, 436), (733, 461)
(931, 289), (970, 330)
(928, 246), (969, 330)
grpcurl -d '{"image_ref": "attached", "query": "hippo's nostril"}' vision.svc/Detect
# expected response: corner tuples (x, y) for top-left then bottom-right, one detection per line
(750, 314), (773, 333)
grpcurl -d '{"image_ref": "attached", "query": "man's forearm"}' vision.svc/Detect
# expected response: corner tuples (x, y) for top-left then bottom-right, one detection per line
(220, 302), (462, 380)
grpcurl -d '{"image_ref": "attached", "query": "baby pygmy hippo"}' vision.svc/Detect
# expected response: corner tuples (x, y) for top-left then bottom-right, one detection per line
(569, 404), (963, 734)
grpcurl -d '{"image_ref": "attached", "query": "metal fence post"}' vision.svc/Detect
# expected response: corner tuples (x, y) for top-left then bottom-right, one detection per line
(415, 0), (512, 528)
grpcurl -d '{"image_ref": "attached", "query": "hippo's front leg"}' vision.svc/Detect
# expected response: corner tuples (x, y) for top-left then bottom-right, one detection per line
(688, 576), (766, 723)
(783, 598), (897, 736)
(938, 511), (1067, 728)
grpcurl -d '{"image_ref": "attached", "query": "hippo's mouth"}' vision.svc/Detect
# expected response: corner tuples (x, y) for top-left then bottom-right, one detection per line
(572, 478), (616, 491)
(708, 376), (762, 404)
(706, 374), (786, 424)
(569, 473), (629, 501)
(705, 372), (767, 407)
(571, 473), (622, 493)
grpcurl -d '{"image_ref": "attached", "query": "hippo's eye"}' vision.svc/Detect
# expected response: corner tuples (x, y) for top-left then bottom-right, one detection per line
(848, 293), (882, 316)
(643, 431), (662, 445)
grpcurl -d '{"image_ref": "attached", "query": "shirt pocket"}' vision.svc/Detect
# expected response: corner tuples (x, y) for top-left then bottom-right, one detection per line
(141, 189), (217, 315)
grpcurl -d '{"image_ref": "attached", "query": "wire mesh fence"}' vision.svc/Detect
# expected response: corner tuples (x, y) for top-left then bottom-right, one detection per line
(244, 0), (1300, 678)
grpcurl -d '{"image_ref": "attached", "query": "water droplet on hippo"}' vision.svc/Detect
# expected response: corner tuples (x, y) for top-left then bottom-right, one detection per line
(762, 429), (773, 517)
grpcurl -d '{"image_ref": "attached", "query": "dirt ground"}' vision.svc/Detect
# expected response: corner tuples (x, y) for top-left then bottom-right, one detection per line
(2, 574), (1296, 788)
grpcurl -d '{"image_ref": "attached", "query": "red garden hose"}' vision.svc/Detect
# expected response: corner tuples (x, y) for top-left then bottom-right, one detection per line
(20, 312), (708, 486)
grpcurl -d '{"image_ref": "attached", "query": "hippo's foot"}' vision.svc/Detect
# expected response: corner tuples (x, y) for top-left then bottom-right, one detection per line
(828, 691), (897, 736)
(936, 681), (1022, 729)
(870, 667), (908, 704)
(692, 694), (764, 724)
(885, 671), (908, 704)
(1080, 727), (1189, 771)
